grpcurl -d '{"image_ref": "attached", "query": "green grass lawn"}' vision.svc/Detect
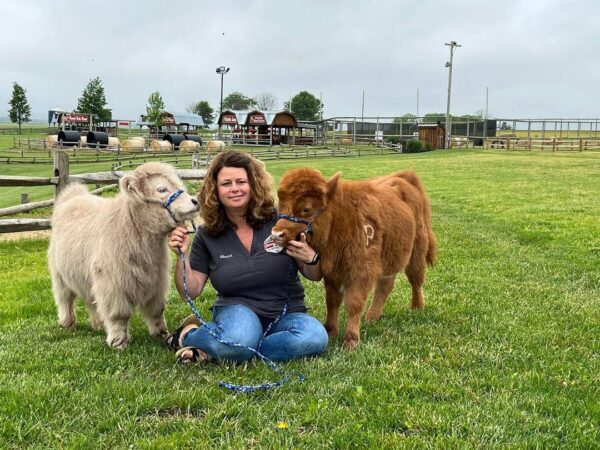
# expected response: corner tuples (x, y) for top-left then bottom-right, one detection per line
(1, 150), (600, 447)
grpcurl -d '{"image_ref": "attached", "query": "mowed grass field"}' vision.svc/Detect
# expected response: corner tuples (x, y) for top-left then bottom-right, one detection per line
(1, 149), (600, 448)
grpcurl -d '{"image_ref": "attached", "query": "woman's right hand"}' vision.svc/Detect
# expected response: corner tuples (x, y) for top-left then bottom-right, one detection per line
(168, 226), (190, 254)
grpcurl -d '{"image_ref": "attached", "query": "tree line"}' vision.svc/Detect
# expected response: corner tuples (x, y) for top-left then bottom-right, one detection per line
(7, 78), (496, 134)
(6, 78), (326, 134)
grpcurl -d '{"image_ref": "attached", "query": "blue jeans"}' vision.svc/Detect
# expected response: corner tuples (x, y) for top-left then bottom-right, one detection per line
(182, 304), (329, 362)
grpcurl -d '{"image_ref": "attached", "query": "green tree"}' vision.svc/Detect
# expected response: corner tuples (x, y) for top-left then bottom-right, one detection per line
(76, 77), (111, 121)
(145, 92), (166, 135)
(8, 82), (31, 134)
(186, 100), (214, 126)
(394, 113), (417, 123)
(286, 91), (323, 121)
(423, 113), (447, 123)
(222, 92), (257, 111)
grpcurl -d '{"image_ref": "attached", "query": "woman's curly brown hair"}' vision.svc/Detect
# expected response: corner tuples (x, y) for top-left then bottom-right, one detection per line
(199, 151), (275, 236)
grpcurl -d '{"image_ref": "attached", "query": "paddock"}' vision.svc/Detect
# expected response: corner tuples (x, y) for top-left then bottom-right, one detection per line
(1, 149), (599, 447)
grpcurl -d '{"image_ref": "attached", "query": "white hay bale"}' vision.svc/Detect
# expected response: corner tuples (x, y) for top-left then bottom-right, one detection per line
(179, 140), (201, 151)
(107, 137), (120, 148)
(150, 140), (172, 152)
(206, 140), (225, 153)
(121, 137), (146, 152)
(45, 135), (59, 148)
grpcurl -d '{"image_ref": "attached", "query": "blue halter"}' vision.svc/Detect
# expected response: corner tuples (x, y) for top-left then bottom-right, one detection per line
(277, 213), (313, 235)
(163, 189), (184, 224)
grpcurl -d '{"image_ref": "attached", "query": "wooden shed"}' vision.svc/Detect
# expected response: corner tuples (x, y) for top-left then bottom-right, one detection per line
(418, 123), (445, 149)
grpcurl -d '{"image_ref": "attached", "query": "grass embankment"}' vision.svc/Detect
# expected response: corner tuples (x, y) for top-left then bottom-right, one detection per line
(1, 150), (600, 447)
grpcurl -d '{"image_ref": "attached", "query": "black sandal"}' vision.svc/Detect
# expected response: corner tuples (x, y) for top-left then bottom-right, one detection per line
(175, 347), (211, 364)
(165, 315), (201, 351)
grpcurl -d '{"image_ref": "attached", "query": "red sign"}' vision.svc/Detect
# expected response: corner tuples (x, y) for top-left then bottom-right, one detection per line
(118, 121), (129, 127)
(222, 114), (237, 125)
(249, 115), (266, 125)
(63, 113), (90, 123)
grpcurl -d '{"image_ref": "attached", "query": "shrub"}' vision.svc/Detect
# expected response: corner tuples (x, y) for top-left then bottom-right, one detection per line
(405, 139), (423, 153)
(385, 136), (399, 145)
(423, 142), (433, 152)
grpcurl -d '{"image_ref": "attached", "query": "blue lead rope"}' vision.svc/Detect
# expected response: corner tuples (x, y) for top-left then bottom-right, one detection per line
(177, 248), (305, 393)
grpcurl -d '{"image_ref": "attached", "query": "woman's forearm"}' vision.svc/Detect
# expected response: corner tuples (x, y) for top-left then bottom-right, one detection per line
(174, 252), (207, 299)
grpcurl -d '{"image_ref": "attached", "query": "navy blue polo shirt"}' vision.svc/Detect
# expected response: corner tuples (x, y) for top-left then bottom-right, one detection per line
(189, 216), (306, 318)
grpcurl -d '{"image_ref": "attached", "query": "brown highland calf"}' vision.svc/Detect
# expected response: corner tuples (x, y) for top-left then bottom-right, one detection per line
(271, 168), (436, 349)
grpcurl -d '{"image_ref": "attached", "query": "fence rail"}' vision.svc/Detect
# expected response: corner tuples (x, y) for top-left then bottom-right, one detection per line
(483, 137), (600, 151)
(0, 151), (206, 234)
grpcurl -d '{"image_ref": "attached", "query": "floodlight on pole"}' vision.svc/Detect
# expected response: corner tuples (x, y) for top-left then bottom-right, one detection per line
(216, 66), (230, 115)
(444, 41), (461, 149)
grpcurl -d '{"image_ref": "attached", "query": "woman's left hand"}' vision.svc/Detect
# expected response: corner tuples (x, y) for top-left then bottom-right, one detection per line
(286, 233), (317, 264)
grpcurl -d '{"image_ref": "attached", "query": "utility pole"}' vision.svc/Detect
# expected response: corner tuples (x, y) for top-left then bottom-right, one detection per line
(483, 86), (489, 139)
(361, 91), (365, 123)
(416, 88), (420, 118)
(444, 41), (461, 149)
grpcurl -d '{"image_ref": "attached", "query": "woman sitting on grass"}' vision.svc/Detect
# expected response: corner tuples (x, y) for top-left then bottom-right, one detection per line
(166, 151), (328, 363)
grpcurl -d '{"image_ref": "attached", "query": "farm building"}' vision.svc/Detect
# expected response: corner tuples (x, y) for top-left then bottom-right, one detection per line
(137, 112), (204, 135)
(217, 109), (315, 145)
(418, 123), (445, 149)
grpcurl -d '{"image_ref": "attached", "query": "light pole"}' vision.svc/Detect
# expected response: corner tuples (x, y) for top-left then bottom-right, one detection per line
(216, 66), (230, 115)
(444, 41), (461, 149)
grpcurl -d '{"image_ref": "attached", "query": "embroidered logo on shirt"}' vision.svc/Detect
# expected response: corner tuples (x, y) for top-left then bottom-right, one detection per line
(220, 254), (233, 259)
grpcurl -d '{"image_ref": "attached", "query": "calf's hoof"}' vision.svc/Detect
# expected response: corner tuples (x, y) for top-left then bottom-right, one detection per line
(343, 336), (360, 350)
(59, 317), (76, 331)
(324, 323), (339, 338)
(364, 311), (382, 323)
(107, 333), (130, 350)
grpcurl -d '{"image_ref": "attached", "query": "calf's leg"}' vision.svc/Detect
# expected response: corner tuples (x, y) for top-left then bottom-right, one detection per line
(365, 275), (396, 322)
(323, 279), (343, 338)
(140, 297), (168, 338)
(52, 272), (77, 330)
(97, 296), (134, 349)
(343, 282), (372, 350)
(405, 254), (426, 309)
(84, 298), (103, 330)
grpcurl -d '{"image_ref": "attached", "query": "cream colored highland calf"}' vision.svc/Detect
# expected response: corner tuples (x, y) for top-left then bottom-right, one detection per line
(48, 162), (199, 349)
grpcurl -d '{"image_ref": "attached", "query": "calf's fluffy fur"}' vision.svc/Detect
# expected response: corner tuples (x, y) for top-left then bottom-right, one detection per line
(272, 168), (436, 349)
(48, 162), (199, 349)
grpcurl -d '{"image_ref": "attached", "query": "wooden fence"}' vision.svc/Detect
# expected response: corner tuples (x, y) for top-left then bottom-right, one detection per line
(0, 151), (206, 234)
(483, 137), (600, 151)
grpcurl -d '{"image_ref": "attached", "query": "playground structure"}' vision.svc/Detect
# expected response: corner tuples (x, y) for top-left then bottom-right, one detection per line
(217, 110), (316, 145)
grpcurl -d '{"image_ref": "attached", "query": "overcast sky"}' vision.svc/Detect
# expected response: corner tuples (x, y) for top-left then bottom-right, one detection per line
(2, 0), (599, 121)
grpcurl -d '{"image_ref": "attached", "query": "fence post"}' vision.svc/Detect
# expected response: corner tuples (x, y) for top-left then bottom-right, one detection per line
(552, 138), (556, 152)
(21, 193), (30, 204)
(53, 151), (69, 198)
(579, 138), (583, 152)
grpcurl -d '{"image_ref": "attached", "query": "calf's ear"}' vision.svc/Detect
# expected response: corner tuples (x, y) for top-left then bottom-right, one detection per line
(327, 172), (341, 199)
(120, 175), (139, 196)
